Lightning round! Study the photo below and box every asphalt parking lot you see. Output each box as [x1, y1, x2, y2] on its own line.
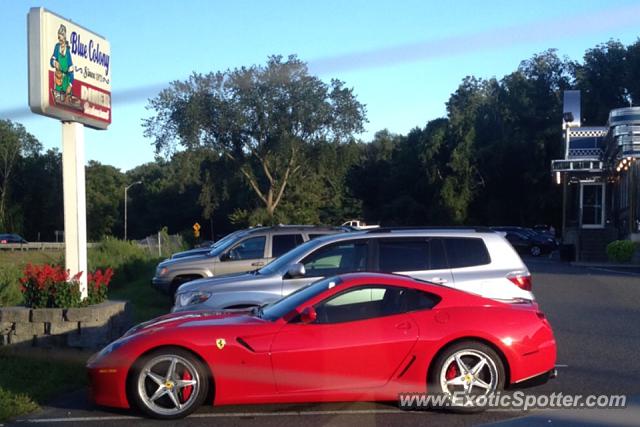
[7, 258, 640, 427]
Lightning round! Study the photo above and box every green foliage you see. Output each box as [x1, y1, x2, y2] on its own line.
[86, 161, 126, 240]
[144, 55, 366, 219]
[0, 266, 22, 307]
[88, 237, 154, 286]
[606, 240, 637, 263]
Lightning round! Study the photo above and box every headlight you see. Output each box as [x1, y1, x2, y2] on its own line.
[96, 338, 129, 358]
[175, 291, 212, 308]
[157, 267, 170, 277]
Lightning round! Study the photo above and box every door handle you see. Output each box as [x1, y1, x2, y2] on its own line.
[395, 321, 411, 330]
[251, 261, 265, 267]
[430, 277, 448, 284]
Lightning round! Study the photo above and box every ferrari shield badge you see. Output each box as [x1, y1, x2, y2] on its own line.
[216, 338, 226, 350]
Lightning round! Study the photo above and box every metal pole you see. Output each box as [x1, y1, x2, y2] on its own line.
[62, 122, 88, 300]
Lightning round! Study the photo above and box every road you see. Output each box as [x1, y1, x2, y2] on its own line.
[8, 258, 640, 427]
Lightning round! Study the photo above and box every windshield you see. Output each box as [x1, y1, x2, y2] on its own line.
[208, 230, 249, 257]
[261, 276, 342, 321]
[257, 236, 329, 275]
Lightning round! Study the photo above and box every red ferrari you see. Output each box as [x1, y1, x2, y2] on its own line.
[88, 273, 556, 419]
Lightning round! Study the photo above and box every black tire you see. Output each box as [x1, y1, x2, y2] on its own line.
[128, 347, 210, 419]
[428, 341, 505, 412]
[530, 246, 542, 257]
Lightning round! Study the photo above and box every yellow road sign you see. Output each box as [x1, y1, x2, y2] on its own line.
[193, 222, 201, 231]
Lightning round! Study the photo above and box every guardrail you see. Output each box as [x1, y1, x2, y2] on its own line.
[0, 242, 100, 251]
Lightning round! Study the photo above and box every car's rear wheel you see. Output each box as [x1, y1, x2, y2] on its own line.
[129, 348, 209, 419]
[429, 341, 505, 412]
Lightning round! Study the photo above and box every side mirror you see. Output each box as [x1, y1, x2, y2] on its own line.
[220, 252, 230, 261]
[300, 306, 317, 324]
[287, 263, 306, 278]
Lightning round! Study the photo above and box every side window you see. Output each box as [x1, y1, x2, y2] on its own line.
[443, 238, 491, 268]
[301, 241, 368, 277]
[378, 239, 428, 272]
[228, 236, 266, 260]
[315, 286, 440, 323]
[429, 238, 448, 270]
[272, 234, 304, 257]
[378, 239, 448, 271]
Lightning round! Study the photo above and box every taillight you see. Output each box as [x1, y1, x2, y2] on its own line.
[507, 272, 532, 291]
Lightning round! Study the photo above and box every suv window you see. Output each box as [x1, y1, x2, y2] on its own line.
[377, 238, 448, 271]
[315, 285, 439, 323]
[228, 236, 266, 260]
[443, 238, 491, 268]
[272, 234, 305, 257]
[301, 241, 368, 277]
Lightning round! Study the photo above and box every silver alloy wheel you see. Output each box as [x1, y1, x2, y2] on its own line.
[530, 246, 542, 256]
[137, 354, 200, 417]
[439, 349, 499, 405]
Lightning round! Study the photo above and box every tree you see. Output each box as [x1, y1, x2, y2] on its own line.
[144, 55, 366, 220]
[85, 161, 126, 240]
[0, 120, 41, 231]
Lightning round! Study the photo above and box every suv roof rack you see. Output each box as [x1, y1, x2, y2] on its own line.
[364, 226, 496, 233]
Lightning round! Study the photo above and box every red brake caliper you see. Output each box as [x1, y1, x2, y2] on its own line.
[180, 370, 193, 402]
[445, 362, 459, 380]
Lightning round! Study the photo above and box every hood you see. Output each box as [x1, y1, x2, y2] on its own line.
[124, 309, 263, 337]
[171, 247, 212, 259]
[177, 270, 276, 293]
[158, 253, 215, 268]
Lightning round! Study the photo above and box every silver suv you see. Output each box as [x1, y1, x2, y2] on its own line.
[173, 227, 533, 312]
[152, 225, 345, 297]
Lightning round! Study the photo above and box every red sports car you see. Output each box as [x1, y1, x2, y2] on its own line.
[87, 272, 556, 419]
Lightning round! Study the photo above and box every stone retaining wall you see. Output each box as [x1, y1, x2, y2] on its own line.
[0, 300, 132, 349]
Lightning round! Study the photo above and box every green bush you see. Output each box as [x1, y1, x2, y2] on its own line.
[88, 237, 156, 287]
[0, 266, 22, 307]
[606, 240, 637, 263]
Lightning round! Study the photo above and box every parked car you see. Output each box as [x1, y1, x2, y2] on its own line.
[173, 227, 533, 312]
[152, 225, 347, 298]
[170, 230, 245, 260]
[0, 234, 27, 244]
[88, 272, 557, 419]
[492, 227, 558, 257]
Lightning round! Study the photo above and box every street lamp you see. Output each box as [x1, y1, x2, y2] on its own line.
[124, 181, 142, 241]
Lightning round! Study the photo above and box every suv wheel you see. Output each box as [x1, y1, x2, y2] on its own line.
[529, 245, 542, 257]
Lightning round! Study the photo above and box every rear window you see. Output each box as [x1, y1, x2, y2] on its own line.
[272, 234, 305, 257]
[443, 238, 491, 268]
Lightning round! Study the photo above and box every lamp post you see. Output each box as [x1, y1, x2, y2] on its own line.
[124, 181, 142, 241]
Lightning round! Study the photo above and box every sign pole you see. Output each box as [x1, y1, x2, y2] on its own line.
[62, 121, 88, 299]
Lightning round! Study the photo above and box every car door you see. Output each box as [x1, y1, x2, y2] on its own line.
[270, 285, 419, 393]
[281, 240, 371, 297]
[215, 236, 268, 275]
[442, 237, 494, 295]
[375, 238, 454, 286]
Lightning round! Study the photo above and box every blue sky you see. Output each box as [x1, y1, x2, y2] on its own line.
[3, 0, 640, 171]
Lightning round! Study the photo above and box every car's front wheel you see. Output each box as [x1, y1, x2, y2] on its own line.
[530, 245, 542, 257]
[429, 341, 505, 411]
[129, 348, 209, 419]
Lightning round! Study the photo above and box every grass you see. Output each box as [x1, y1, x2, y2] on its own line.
[0, 250, 61, 269]
[0, 348, 89, 422]
[108, 261, 171, 323]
